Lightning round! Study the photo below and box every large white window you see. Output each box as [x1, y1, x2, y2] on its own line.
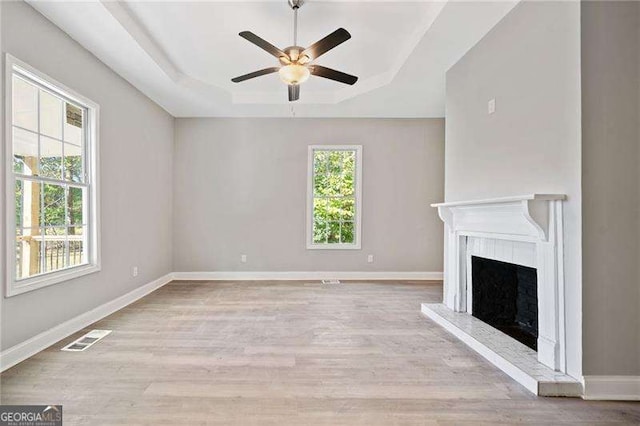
[307, 145, 362, 249]
[5, 55, 100, 296]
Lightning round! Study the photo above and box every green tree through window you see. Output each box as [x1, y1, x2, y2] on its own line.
[312, 149, 357, 245]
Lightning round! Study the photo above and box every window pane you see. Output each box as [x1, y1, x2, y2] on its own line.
[313, 198, 328, 222]
[15, 180, 23, 227]
[16, 227, 43, 279]
[44, 227, 66, 272]
[43, 183, 66, 226]
[17, 179, 41, 228]
[313, 198, 329, 244]
[40, 136, 63, 180]
[68, 186, 85, 225]
[338, 198, 355, 221]
[340, 175, 354, 196]
[328, 199, 342, 221]
[318, 199, 355, 226]
[313, 220, 327, 244]
[68, 226, 86, 267]
[328, 151, 342, 175]
[343, 151, 355, 175]
[328, 222, 340, 243]
[13, 127, 38, 175]
[313, 172, 328, 196]
[40, 90, 63, 139]
[12, 76, 38, 131]
[341, 221, 354, 244]
[327, 174, 341, 196]
[64, 103, 83, 145]
[313, 150, 327, 175]
[327, 152, 343, 195]
[64, 143, 84, 183]
[15, 228, 23, 279]
[341, 151, 355, 196]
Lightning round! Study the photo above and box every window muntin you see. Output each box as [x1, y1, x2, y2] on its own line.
[7, 56, 99, 296]
[307, 146, 362, 249]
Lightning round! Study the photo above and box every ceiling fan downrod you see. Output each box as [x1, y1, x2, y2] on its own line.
[289, 0, 304, 46]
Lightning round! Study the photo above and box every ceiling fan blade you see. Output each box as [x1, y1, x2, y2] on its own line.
[231, 67, 280, 83]
[310, 65, 358, 85]
[301, 28, 351, 60]
[239, 31, 287, 59]
[288, 84, 300, 102]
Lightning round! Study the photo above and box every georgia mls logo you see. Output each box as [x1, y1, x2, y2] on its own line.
[0, 405, 62, 426]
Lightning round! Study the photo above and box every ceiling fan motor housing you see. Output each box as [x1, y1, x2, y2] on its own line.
[288, 0, 304, 10]
[280, 46, 309, 65]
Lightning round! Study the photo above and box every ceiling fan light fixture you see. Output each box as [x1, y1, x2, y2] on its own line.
[279, 64, 310, 85]
[231, 1, 357, 101]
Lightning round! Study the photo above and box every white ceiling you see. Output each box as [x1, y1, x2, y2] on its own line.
[27, 1, 519, 118]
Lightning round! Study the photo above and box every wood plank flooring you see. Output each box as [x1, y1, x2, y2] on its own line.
[1, 280, 639, 425]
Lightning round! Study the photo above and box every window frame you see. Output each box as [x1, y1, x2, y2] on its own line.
[306, 144, 363, 250]
[5, 54, 101, 297]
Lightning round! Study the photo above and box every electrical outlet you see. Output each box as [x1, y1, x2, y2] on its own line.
[367, 254, 374, 263]
[241, 254, 247, 263]
[132, 266, 138, 277]
[488, 98, 496, 114]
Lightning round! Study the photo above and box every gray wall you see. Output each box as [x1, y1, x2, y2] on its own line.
[581, 1, 640, 376]
[0, 1, 174, 351]
[173, 118, 444, 273]
[444, 1, 582, 378]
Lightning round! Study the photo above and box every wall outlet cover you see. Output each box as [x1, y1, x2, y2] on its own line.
[488, 98, 496, 114]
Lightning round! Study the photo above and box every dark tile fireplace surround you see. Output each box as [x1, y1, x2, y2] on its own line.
[471, 256, 538, 350]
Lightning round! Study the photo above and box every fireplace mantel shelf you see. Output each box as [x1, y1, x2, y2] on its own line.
[430, 193, 566, 242]
[431, 194, 566, 208]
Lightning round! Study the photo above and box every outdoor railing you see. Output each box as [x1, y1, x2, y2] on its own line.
[15, 235, 85, 278]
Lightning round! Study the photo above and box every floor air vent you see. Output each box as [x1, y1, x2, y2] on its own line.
[322, 279, 341, 284]
[62, 330, 112, 352]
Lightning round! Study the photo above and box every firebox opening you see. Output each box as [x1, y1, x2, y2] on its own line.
[471, 256, 538, 350]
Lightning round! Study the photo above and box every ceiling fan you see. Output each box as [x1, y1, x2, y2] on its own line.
[231, 0, 358, 102]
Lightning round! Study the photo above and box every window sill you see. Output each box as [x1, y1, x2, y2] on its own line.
[307, 243, 362, 250]
[6, 264, 101, 297]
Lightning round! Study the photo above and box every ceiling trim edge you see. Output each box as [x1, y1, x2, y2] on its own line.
[99, 0, 448, 106]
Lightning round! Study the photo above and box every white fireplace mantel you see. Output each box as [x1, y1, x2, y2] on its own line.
[432, 194, 566, 242]
[431, 194, 567, 374]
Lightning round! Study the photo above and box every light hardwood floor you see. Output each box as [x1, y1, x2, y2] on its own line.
[1, 280, 639, 425]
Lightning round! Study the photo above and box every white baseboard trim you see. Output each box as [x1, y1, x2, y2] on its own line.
[172, 271, 443, 281]
[0, 272, 174, 373]
[582, 376, 640, 401]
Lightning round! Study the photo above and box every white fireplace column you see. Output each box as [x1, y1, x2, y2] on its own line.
[433, 194, 567, 372]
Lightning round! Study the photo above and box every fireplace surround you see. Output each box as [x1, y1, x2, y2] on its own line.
[429, 194, 568, 373]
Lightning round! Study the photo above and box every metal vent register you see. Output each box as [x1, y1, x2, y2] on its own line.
[61, 330, 112, 352]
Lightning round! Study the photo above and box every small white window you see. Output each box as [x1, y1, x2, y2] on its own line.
[307, 145, 362, 249]
[5, 55, 100, 296]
